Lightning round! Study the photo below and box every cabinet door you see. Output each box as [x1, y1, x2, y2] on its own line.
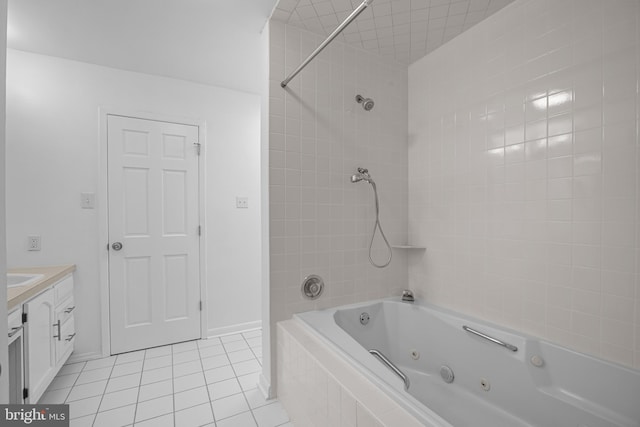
[24, 288, 56, 403]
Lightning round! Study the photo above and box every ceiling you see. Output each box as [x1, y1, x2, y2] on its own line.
[7, 0, 279, 92]
[271, 0, 515, 64]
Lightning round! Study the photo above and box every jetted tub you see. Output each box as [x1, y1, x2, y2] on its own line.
[295, 299, 640, 427]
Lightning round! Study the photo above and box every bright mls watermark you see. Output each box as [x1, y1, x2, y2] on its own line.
[1, 405, 69, 426]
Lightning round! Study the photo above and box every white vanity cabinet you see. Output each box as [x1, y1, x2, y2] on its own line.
[23, 288, 55, 403]
[23, 274, 75, 403]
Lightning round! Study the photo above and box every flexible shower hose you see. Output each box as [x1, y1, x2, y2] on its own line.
[367, 181, 392, 268]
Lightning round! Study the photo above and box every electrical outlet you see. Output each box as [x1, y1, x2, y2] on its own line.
[27, 235, 41, 251]
[236, 197, 248, 209]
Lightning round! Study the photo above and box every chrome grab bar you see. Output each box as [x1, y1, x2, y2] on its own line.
[463, 325, 517, 352]
[369, 349, 410, 390]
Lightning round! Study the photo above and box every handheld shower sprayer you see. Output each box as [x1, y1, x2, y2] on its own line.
[351, 167, 372, 183]
[350, 167, 392, 268]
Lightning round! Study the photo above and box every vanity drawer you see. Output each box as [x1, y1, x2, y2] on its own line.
[54, 275, 74, 303]
[56, 296, 75, 325]
[55, 317, 75, 364]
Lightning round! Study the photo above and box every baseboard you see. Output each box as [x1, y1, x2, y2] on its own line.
[207, 320, 262, 338]
[258, 373, 273, 399]
[66, 351, 104, 364]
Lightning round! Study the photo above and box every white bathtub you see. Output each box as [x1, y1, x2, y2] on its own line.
[295, 299, 640, 427]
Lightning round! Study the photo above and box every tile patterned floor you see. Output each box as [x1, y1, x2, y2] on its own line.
[40, 330, 293, 427]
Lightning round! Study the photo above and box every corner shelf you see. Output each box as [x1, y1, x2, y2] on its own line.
[391, 245, 426, 250]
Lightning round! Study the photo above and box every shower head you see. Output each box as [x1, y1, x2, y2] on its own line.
[350, 167, 374, 184]
[355, 95, 374, 111]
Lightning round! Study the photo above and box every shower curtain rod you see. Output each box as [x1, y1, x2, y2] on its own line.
[280, 0, 374, 88]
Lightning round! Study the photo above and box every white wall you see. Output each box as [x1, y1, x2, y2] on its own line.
[268, 20, 409, 392]
[409, 0, 640, 369]
[6, 49, 262, 358]
[0, 0, 8, 402]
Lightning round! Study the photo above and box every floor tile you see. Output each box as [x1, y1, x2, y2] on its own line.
[59, 362, 86, 376]
[252, 347, 263, 359]
[212, 393, 250, 421]
[205, 365, 236, 384]
[172, 340, 198, 354]
[245, 337, 262, 348]
[173, 349, 200, 365]
[40, 387, 71, 404]
[105, 373, 141, 393]
[48, 331, 290, 427]
[99, 387, 139, 412]
[232, 359, 261, 376]
[111, 360, 144, 378]
[252, 402, 290, 427]
[143, 355, 172, 371]
[115, 350, 145, 365]
[75, 366, 112, 385]
[134, 413, 174, 427]
[199, 344, 226, 358]
[173, 360, 202, 377]
[83, 356, 117, 371]
[198, 337, 221, 348]
[69, 395, 101, 419]
[141, 366, 172, 385]
[201, 354, 230, 370]
[145, 346, 172, 359]
[135, 394, 173, 423]
[223, 340, 249, 352]
[93, 404, 136, 427]
[173, 372, 206, 393]
[242, 330, 261, 339]
[208, 378, 241, 400]
[244, 389, 272, 410]
[66, 380, 108, 402]
[220, 334, 244, 343]
[237, 372, 260, 391]
[138, 379, 173, 402]
[69, 414, 95, 427]
[48, 372, 79, 390]
[174, 403, 214, 427]
[174, 386, 210, 411]
[216, 410, 258, 427]
[228, 349, 255, 364]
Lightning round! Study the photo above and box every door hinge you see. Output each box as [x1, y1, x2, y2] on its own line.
[199, 301, 203, 311]
[198, 225, 201, 236]
[22, 313, 27, 324]
[194, 142, 201, 156]
[23, 388, 28, 399]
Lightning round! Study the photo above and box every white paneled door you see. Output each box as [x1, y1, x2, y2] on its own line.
[107, 115, 201, 354]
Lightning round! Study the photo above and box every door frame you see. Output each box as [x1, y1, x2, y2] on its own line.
[98, 108, 207, 357]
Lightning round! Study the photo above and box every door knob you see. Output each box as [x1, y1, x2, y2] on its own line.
[111, 242, 123, 251]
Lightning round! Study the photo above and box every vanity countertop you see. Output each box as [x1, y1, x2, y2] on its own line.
[8, 264, 76, 311]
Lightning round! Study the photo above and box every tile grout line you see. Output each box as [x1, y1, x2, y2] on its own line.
[239, 331, 263, 427]
[195, 340, 217, 427]
[130, 349, 149, 426]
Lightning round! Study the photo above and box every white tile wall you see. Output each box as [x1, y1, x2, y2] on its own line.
[269, 18, 409, 384]
[408, 0, 640, 369]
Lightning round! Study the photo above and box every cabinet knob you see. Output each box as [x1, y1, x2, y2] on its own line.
[111, 242, 123, 251]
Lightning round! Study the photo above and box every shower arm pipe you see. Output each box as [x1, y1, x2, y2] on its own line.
[280, 0, 374, 88]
